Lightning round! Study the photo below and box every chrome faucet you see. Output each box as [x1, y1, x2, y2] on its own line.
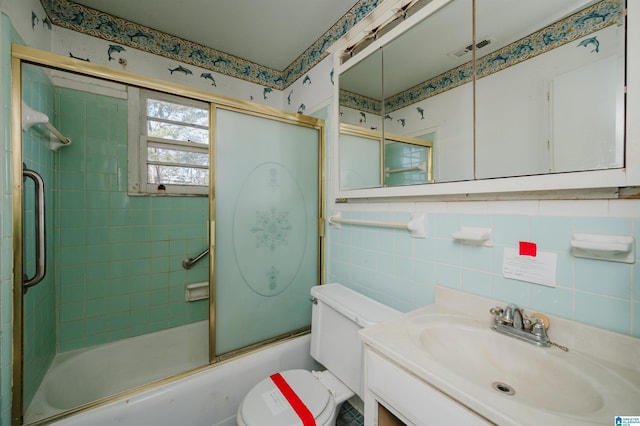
[489, 303, 550, 348]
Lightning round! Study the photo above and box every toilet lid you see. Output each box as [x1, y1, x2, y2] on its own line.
[241, 370, 331, 426]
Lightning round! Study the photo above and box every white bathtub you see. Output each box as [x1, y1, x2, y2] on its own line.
[26, 320, 209, 423]
[27, 321, 315, 426]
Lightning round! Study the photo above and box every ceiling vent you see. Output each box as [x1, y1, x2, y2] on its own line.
[448, 36, 496, 58]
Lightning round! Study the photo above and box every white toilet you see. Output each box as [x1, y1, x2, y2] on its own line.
[236, 283, 400, 426]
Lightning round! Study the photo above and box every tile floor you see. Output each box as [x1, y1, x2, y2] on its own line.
[336, 402, 364, 426]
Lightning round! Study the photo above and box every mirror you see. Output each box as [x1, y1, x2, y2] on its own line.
[382, 0, 473, 184]
[339, 123, 434, 189]
[338, 0, 473, 187]
[384, 133, 434, 186]
[339, 49, 383, 189]
[337, 0, 626, 191]
[339, 124, 382, 190]
[339, 48, 383, 131]
[475, 0, 625, 179]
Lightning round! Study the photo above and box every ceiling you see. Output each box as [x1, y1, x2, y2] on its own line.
[69, 0, 361, 71]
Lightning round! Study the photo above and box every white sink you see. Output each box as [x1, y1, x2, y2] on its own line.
[407, 314, 605, 416]
[359, 288, 640, 426]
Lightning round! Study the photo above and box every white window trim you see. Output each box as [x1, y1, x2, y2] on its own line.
[128, 87, 210, 196]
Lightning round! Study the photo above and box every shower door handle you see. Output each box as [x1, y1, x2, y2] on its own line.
[22, 167, 46, 293]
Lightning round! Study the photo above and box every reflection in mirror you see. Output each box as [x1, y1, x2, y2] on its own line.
[338, 0, 473, 189]
[382, 0, 473, 184]
[21, 64, 209, 423]
[339, 48, 383, 131]
[475, 0, 625, 179]
[384, 133, 434, 186]
[339, 124, 434, 188]
[339, 124, 382, 190]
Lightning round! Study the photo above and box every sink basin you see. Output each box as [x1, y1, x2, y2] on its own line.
[360, 290, 640, 425]
[406, 314, 609, 416]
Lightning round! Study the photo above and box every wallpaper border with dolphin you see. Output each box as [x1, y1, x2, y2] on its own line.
[340, 0, 623, 116]
[39, 0, 380, 90]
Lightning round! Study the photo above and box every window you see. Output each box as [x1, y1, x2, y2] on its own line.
[129, 88, 209, 195]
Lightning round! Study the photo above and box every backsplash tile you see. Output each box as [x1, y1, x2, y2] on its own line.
[575, 291, 630, 334]
[555, 252, 575, 289]
[461, 245, 492, 273]
[327, 202, 639, 337]
[634, 302, 640, 338]
[575, 216, 632, 234]
[461, 269, 492, 297]
[529, 216, 573, 251]
[435, 239, 460, 266]
[490, 215, 532, 242]
[635, 263, 640, 301]
[575, 258, 631, 298]
[492, 276, 528, 307]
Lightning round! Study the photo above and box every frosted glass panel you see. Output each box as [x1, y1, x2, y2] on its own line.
[215, 108, 320, 355]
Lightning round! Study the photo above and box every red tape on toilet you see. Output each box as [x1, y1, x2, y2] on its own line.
[270, 373, 316, 426]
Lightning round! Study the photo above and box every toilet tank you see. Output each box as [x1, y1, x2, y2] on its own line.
[309, 283, 400, 398]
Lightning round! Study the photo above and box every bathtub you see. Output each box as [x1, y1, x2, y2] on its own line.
[27, 322, 315, 426]
[26, 320, 209, 423]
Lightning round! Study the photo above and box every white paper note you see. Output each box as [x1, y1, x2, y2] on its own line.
[502, 247, 557, 287]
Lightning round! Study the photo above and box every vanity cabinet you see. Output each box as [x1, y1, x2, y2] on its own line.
[363, 347, 489, 426]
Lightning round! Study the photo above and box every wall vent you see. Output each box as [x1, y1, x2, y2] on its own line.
[449, 36, 496, 58]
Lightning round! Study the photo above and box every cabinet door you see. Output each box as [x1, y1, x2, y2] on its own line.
[366, 349, 489, 425]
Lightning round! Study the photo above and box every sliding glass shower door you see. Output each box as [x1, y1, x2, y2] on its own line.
[212, 107, 322, 357]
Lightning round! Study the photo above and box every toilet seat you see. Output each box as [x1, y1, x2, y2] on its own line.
[238, 369, 335, 426]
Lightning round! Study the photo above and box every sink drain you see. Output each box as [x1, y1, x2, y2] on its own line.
[492, 382, 515, 395]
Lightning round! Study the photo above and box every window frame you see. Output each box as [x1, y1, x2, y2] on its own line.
[128, 87, 210, 196]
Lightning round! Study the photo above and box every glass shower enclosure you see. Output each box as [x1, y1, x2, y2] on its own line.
[12, 46, 324, 425]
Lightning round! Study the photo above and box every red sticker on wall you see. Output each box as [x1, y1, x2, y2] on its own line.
[519, 241, 537, 257]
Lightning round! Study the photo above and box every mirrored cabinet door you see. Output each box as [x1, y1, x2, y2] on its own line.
[474, 0, 626, 179]
[382, 0, 473, 184]
[335, 0, 632, 198]
[339, 49, 383, 190]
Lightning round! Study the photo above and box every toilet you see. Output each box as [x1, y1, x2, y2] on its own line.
[236, 283, 400, 426]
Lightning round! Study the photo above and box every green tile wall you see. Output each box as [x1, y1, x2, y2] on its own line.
[327, 209, 639, 337]
[54, 87, 208, 351]
[21, 64, 57, 408]
[384, 142, 429, 187]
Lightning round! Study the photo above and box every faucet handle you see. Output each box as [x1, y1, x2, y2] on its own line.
[490, 306, 509, 325]
[501, 303, 518, 324]
[531, 318, 548, 339]
[489, 306, 503, 317]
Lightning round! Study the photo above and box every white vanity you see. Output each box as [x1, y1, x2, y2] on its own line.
[359, 287, 640, 425]
[333, 1, 640, 421]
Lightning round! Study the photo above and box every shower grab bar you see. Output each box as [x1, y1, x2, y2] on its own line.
[22, 166, 47, 292]
[182, 248, 209, 269]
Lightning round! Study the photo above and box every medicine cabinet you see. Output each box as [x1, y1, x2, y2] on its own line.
[333, 0, 639, 199]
